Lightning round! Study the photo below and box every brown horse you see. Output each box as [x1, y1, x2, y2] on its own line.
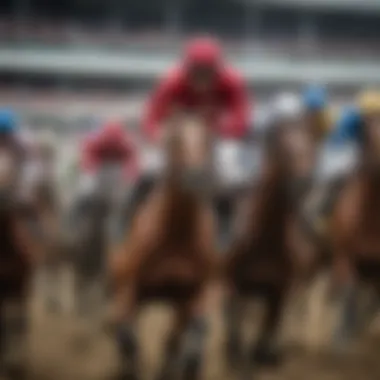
[109, 115, 218, 380]
[0, 150, 42, 377]
[223, 117, 317, 379]
[33, 144, 63, 313]
[330, 114, 380, 347]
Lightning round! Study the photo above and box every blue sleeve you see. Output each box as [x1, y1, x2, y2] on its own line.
[327, 107, 362, 147]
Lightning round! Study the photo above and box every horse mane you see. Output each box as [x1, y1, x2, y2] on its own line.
[158, 114, 212, 238]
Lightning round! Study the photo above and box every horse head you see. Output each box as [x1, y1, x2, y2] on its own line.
[164, 114, 214, 196]
[264, 115, 317, 200]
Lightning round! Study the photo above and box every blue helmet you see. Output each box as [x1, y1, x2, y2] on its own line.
[0, 109, 17, 134]
[303, 85, 327, 111]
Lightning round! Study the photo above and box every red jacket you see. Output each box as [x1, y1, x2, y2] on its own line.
[143, 38, 250, 141]
[80, 123, 138, 181]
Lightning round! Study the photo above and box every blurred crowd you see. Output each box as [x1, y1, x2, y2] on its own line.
[1, 18, 380, 60]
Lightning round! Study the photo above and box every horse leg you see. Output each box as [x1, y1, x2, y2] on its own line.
[74, 269, 89, 318]
[224, 292, 244, 369]
[332, 281, 359, 349]
[331, 251, 357, 349]
[3, 294, 28, 378]
[43, 257, 62, 314]
[355, 284, 379, 334]
[250, 288, 286, 367]
[114, 285, 140, 380]
[155, 307, 189, 380]
[74, 248, 98, 318]
[179, 297, 209, 380]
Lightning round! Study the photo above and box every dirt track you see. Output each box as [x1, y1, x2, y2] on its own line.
[16, 273, 380, 380]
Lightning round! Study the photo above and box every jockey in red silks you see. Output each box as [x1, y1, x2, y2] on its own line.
[122, 36, 251, 236]
[75, 120, 140, 239]
[143, 36, 250, 142]
[80, 121, 138, 183]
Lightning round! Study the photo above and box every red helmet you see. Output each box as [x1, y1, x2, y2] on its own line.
[101, 121, 125, 141]
[184, 37, 222, 68]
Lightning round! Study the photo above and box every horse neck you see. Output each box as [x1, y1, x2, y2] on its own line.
[250, 162, 291, 243]
[160, 177, 201, 238]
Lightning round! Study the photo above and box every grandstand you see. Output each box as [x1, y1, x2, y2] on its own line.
[1, 0, 379, 125]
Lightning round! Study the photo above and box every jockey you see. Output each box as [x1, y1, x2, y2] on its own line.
[143, 36, 250, 141]
[0, 108, 37, 179]
[80, 120, 138, 182]
[249, 93, 305, 143]
[0, 108, 24, 157]
[328, 89, 380, 146]
[311, 89, 380, 237]
[303, 85, 334, 142]
[74, 120, 138, 234]
[261, 92, 306, 141]
[271, 92, 305, 125]
[0, 109, 46, 239]
[122, 36, 250, 234]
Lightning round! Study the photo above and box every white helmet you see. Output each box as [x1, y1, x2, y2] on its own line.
[270, 92, 305, 124]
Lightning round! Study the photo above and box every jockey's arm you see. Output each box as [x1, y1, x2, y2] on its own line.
[143, 71, 180, 143]
[216, 75, 250, 139]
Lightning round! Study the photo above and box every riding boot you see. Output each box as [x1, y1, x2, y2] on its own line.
[114, 174, 156, 241]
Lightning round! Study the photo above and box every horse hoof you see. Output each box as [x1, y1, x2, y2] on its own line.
[251, 344, 283, 367]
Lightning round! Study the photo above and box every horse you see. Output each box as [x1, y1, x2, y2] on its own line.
[31, 134, 65, 313]
[69, 161, 127, 318]
[108, 115, 218, 380]
[0, 149, 43, 377]
[330, 115, 380, 347]
[223, 115, 318, 379]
